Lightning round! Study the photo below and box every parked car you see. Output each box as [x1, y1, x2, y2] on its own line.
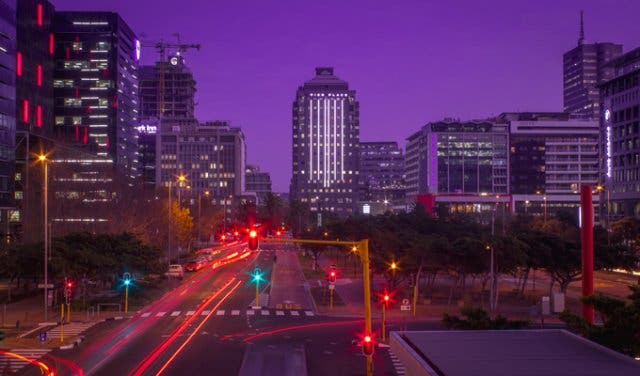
[165, 264, 184, 278]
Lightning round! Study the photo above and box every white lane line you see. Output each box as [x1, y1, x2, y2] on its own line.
[276, 310, 285, 316]
[186, 311, 195, 316]
[170, 311, 181, 316]
[246, 310, 255, 315]
[261, 310, 269, 315]
[231, 310, 240, 316]
[201, 310, 210, 316]
[290, 311, 300, 316]
[216, 310, 225, 316]
[304, 311, 315, 316]
[156, 312, 166, 317]
[141, 312, 151, 318]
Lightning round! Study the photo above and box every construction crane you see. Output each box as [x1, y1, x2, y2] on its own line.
[141, 39, 201, 119]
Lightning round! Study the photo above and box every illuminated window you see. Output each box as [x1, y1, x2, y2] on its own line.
[64, 98, 81, 107]
[36, 4, 43, 26]
[55, 116, 64, 125]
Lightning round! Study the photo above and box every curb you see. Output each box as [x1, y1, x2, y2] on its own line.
[59, 335, 85, 350]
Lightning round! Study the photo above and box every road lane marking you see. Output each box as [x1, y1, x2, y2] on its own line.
[261, 310, 269, 315]
[276, 310, 285, 316]
[156, 312, 166, 317]
[246, 310, 255, 315]
[201, 310, 210, 316]
[291, 311, 299, 316]
[141, 312, 151, 318]
[304, 311, 314, 316]
[186, 311, 195, 316]
[216, 310, 225, 316]
[231, 310, 240, 316]
[170, 311, 181, 317]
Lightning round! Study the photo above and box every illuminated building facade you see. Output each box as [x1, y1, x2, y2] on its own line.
[290, 67, 359, 216]
[53, 11, 140, 181]
[140, 54, 196, 119]
[358, 142, 405, 214]
[13, 0, 55, 239]
[158, 120, 246, 209]
[0, 0, 15, 238]
[406, 119, 509, 215]
[499, 112, 599, 220]
[563, 12, 622, 119]
[600, 47, 640, 219]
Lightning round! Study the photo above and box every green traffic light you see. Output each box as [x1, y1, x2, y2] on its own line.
[124, 279, 130, 286]
[251, 272, 263, 283]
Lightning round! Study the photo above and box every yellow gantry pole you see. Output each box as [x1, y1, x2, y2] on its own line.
[125, 284, 129, 313]
[60, 304, 65, 343]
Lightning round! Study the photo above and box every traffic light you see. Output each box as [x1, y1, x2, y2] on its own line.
[362, 334, 375, 356]
[251, 268, 263, 283]
[329, 267, 336, 283]
[384, 294, 390, 305]
[276, 230, 281, 236]
[123, 278, 131, 286]
[248, 230, 258, 250]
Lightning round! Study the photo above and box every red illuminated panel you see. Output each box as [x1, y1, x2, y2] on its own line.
[22, 100, 29, 123]
[36, 65, 42, 86]
[16, 52, 22, 76]
[36, 106, 42, 127]
[37, 4, 43, 26]
[49, 33, 54, 54]
[83, 127, 88, 144]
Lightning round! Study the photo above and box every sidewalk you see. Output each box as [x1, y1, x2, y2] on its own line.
[268, 249, 315, 310]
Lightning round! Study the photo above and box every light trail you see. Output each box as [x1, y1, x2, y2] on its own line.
[155, 279, 243, 375]
[241, 319, 364, 343]
[0, 349, 56, 375]
[128, 278, 237, 376]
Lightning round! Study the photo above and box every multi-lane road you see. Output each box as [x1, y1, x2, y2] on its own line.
[19, 243, 404, 376]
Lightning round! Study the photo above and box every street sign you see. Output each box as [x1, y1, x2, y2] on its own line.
[402, 298, 410, 305]
[39, 331, 47, 342]
[328, 284, 335, 290]
[37, 283, 54, 288]
[400, 305, 411, 311]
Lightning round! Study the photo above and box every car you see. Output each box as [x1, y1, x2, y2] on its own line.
[165, 264, 184, 278]
[185, 261, 200, 272]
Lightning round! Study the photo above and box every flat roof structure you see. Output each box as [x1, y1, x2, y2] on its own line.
[389, 330, 640, 376]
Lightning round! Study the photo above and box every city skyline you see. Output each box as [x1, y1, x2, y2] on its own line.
[52, 0, 640, 191]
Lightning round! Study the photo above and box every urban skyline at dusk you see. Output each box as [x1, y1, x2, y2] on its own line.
[46, 0, 640, 191]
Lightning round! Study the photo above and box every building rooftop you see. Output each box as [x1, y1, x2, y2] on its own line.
[390, 330, 640, 376]
[302, 67, 350, 89]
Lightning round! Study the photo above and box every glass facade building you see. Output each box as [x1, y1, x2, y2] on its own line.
[0, 0, 15, 220]
[53, 12, 140, 181]
[290, 67, 360, 216]
[358, 141, 405, 213]
[600, 47, 640, 219]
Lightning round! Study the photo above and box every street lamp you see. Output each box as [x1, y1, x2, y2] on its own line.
[37, 154, 49, 322]
[486, 244, 495, 313]
[177, 174, 187, 207]
[168, 173, 187, 266]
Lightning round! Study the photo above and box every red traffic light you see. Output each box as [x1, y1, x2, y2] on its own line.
[221, 234, 226, 241]
[66, 282, 73, 288]
[384, 294, 390, 302]
[234, 231, 239, 236]
[329, 270, 336, 283]
[362, 334, 375, 356]
[248, 230, 258, 250]
[276, 230, 281, 236]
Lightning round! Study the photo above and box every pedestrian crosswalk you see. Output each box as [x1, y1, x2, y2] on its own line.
[47, 322, 96, 340]
[137, 308, 316, 318]
[0, 348, 51, 374]
[389, 350, 406, 376]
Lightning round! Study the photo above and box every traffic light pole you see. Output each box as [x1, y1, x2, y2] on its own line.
[261, 237, 373, 376]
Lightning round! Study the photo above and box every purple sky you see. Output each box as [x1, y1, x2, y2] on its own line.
[54, 0, 640, 192]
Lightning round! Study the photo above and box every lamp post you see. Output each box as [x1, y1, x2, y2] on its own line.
[177, 174, 186, 208]
[37, 154, 48, 322]
[486, 244, 495, 312]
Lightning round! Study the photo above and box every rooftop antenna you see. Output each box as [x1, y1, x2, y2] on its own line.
[578, 10, 584, 46]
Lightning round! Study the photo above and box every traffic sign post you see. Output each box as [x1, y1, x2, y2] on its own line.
[123, 272, 131, 313]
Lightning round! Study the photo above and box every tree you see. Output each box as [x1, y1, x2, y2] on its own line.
[560, 286, 640, 357]
[259, 193, 284, 230]
[171, 202, 194, 252]
[443, 306, 528, 330]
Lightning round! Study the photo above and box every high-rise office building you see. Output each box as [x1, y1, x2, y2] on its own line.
[157, 120, 246, 209]
[406, 119, 509, 215]
[290, 67, 359, 216]
[499, 112, 600, 220]
[245, 164, 272, 206]
[139, 54, 198, 188]
[14, 0, 55, 238]
[563, 11, 622, 119]
[0, 0, 16, 237]
[53, 11, 140, 181]
[358, 141, 405, 213]
[600, 47, 640, 220]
